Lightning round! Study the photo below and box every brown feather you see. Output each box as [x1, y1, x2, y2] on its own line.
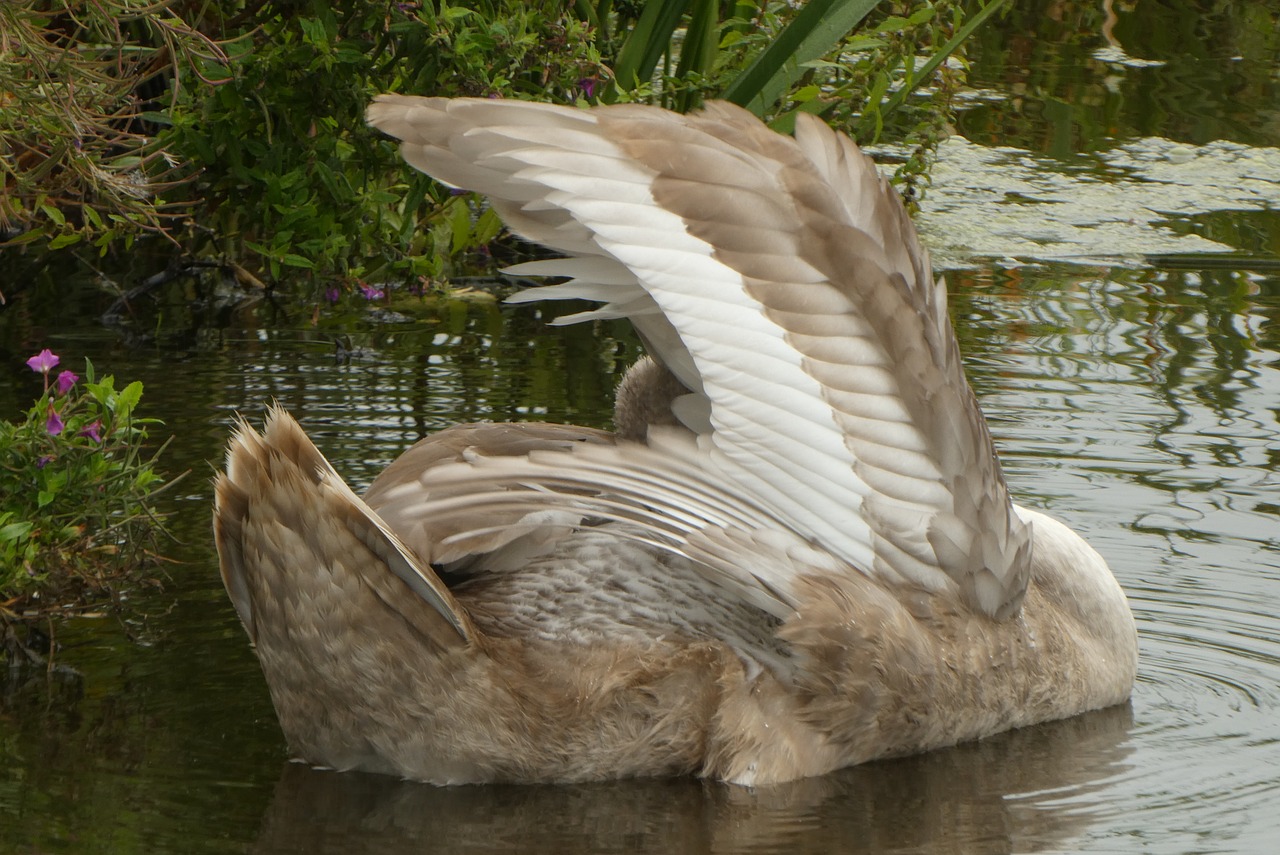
[210, 97, 1138, 786]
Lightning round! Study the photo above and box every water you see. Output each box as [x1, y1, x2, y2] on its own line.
[3, 1, 1279, 852]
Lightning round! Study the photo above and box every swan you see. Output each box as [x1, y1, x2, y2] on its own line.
[213, 96, 1138, 786]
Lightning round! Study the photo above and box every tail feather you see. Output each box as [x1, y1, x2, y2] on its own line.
[212, 405, 472, 650]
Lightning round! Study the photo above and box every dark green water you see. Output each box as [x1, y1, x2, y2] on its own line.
[3, 1, 1279, 852]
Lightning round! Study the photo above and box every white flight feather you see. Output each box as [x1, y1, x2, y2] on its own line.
[365, 96, 1031, 612]
[469, 142, 884, 570]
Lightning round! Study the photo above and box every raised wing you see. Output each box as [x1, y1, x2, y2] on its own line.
[366, 96, 1031, 619]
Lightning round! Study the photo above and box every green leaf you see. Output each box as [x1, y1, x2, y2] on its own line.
[861, 69, 891, 140]
[448, 198, 472, 255]
[0, 226, 49, 247]
[116, 381, 144, 415]
[139, 110, 173, 127]
[39, 203, 66, 227]
[0, 521, 33, 543]
[572, 0, 599, 30]
[299, 17, 327, 45]
[48, 231, 83, 249]
[722, 0, 883, 115]
[874, 15, 910, 33]
[869, 0, 1010, 131]
[907, 7, 936, 26]
[441, 5, 474, 23]
[674, 0, 720, 108]
[792, 84, 822, 103]
[471, 207, 503, 246]
[610, 0, 690, 94]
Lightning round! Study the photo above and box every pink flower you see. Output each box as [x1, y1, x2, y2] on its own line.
[45, 405, 65, 436]
[55, 369, 78, 395]
[26, 349, 60, 374]
[79, 420, 103, 443]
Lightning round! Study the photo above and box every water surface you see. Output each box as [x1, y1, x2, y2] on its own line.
[3, 1, 1279, 852]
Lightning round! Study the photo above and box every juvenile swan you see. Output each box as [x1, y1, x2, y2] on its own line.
[214, 97, 1138, 786]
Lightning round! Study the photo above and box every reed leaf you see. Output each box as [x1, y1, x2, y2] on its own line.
[610, 0, 690, 94]
[863, 0, 1009, 134]
[672, 0, 721, 111]
[722, 0, 881, 115]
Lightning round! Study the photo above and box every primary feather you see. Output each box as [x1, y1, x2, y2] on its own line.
[367, 94, 1029, 618]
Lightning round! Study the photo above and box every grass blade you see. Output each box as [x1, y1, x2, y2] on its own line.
[871, 0, 1010, 126]
[611, 0, 691, 94]
[722, 0, 883, 115]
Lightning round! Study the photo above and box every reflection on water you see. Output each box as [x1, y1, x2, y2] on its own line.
[960, 0, 1280, 151]
[959, 266, 1280, 853]
[247, 705, 1133, 855]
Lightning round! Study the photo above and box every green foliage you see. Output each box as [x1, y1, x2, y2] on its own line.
[0, 0, 230, 254]
[582, 0, 1005, 130]
[162, 0, 606, 288]
[0, 1, 606, 286]
[1, 350, 175, 605]
[582, 0, 1009, 197]
[850, 0, 1009, 140]
[721, 0, 885, 115]
[0, 0, 1006, 288]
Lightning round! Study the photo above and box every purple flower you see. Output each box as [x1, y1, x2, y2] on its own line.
[26, 349, 60, 374]
[577, 77, 598, 100]
[324, 286, 341, 304]
[45, 406, 64, 436]
[55, 369, 78, 395]
[36, 455, 53, 469]
[79, 420, 103, 443]
[358, 283, 385, 301]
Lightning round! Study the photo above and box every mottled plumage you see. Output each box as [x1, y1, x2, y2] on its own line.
[213, 97, 1137, 786]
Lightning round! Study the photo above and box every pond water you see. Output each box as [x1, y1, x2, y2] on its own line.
[3, 1, 1279, 852]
